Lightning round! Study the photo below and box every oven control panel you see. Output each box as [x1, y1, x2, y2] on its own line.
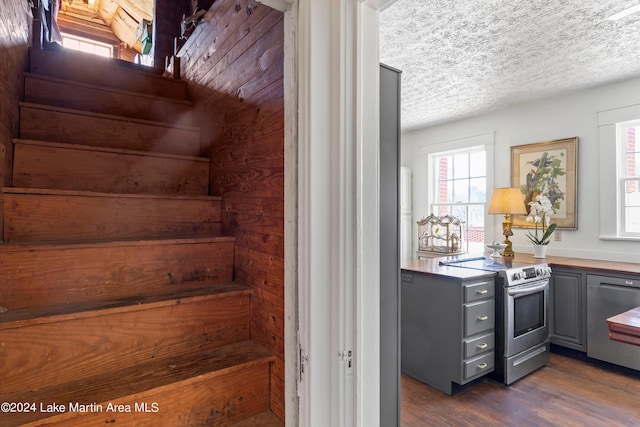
[509, 265, 551, 285]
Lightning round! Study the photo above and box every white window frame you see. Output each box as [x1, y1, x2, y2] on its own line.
[428, 145, 487, 253]
[61, 32, 113, 58]
[419, 132, 496, 253]
[597, 103, 640, 241]
[617, 119, 640, 237]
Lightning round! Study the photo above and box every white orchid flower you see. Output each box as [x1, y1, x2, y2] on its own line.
[525, 194, 557, 245]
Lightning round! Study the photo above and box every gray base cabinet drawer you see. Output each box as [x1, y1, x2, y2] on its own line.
[464, 332, 495, 359]
[464, 300, 495, 336]
[464, 280, 494, 303]
[463, 353, 494, 381]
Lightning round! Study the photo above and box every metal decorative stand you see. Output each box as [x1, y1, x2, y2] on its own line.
[416, 214, 464, 257]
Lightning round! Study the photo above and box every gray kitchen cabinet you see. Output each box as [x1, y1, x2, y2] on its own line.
[549, 267, 587, 351]
[401, 270, 495, 395]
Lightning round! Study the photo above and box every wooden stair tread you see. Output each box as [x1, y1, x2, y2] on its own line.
[19, 102, 200, 132]
[29, 47, 187, 100]
[0, 340, 275, 427]
[0, 282, 251, 328]
[3, 186, 220, 201]
[227, 411, 285, 427]
[13, 139, 208, 163]
[23, 72, 198, 126]
[24, 72, 193, 107]
[34, 46, 167, 76]
[0, 235, 235, 252]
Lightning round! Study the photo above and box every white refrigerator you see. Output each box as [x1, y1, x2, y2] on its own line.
[400, 167, 412, 263]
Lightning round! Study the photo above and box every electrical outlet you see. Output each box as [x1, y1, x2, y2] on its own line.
[554, 230, 562, 241]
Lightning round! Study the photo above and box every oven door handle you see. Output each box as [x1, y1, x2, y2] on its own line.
[507, 281, 549, 296]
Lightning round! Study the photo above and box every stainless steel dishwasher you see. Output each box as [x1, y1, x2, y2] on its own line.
[587, 274, 640, 370]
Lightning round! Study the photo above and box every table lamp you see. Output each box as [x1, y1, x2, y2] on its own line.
[488, 187, 527, 257]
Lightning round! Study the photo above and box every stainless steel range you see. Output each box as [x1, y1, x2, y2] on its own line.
[444, 257, 552, 385]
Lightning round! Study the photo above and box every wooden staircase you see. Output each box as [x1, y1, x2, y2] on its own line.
[0, 47, 281, 426]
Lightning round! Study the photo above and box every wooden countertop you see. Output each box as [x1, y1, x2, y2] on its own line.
[547, 257, 640, 275]
[402, 253, 640, 277]
[607, 307, 640, 347]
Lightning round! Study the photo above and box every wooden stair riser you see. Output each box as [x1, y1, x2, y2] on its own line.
[0, 239, 235, 311]
[8, 357, 271, 427]
[29, 48, 188, 100]
[13, 140, 209, 195]
[0, 294, 251, 395]
[19, 104, 201, 157]
[3, 190, 222, 243]
[24, 74, 197, 126]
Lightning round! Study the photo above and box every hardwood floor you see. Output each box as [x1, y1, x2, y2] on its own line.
[401, 352, 640, 426]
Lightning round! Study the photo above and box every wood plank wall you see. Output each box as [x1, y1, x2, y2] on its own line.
[153, 0, 190, 72]
[179, 0, 285, 420]
[0, 0, 31, 238]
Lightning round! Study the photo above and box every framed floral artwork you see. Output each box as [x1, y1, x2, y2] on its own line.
[511, 137, 578, 229]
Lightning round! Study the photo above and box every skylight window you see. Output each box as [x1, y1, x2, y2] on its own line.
[61, 33, 113, 58]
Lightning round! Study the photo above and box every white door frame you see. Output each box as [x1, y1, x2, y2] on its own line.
[260, 0, 397, 425]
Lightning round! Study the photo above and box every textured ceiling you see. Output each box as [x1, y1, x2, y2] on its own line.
[379, 0, 640, 130]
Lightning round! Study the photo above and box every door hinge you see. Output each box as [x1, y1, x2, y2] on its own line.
[299, 344, 308, 381]
[339, 349, 353, 368]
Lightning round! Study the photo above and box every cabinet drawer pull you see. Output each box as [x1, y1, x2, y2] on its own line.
[477, 343, 488, 349]
[477, 362, 488, 369]
[477, 315, 489, 321]
[477, 289, 488, 295]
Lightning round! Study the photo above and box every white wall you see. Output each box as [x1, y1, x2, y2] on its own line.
[402, 76, 640, 264]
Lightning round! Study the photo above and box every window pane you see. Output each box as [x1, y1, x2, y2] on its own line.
[626, 154, 640, 178]
[469, 177, 486, 203]
[453, 153, 469, 179]
[436, 205, 450, 216]
[437, 156, 452, 180]
[62, 38, 79, 49]
[436, 180, 452, 203]
[451, 205, 467, 222]
[453, 179, 469, 202]
[625, 207, 640, 233]
[470, 151, 486, 177]
[95, 45, 111, 58]
[625, 180, 640, 206]
[468, 204, 485, 228]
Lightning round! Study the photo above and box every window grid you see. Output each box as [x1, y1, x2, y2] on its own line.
[431, 148, 487, 253]
[620, 123, 640, 235]
[61, 33, 113, 58]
